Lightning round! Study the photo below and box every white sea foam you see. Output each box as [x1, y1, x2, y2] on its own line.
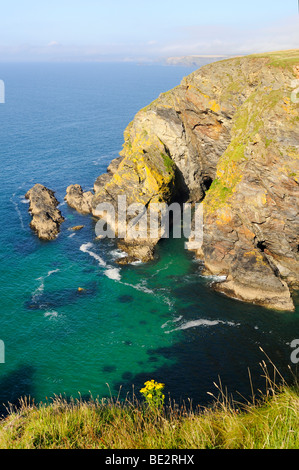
[158, 291, 174, 309]
[32, 281, 45, 301]
[150, 261, 173, 277]
[32, 269, 60, 301]
[20, 198, 30, 204]
[80, 242, 174, 306]
[164, 318, 238, 334]
[178, 319, 221, 329]
[161, 315, 183, 329]
[120, 280, 174, 313]
[135, 280, 155, 294]
[121, 281, 154, 294]
[80, 243, 107, 267]
[105, 267, 121, 281]
[80, 242, 123, 281]
[110, 248, 142, 265]
[44, 310, 59, 319]
[11, 193, 25, 230]
[201, 274, 227, 282]
[110, 249, 128, 259]
[68, 233, 76, 238]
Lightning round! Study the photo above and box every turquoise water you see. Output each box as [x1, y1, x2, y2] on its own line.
[0, 63, 298, 412]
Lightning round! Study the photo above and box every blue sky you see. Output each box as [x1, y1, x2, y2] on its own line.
[0, 0, 298, 61]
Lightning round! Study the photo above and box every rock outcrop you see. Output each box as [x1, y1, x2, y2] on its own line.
[93, 157, 123, 193]
[48, 49, 295, 310]
[90, 50, 299, 310]
[25, 184, 65, 240]
[193, 51, 299, 311]
[65, 184, 94, 214]
[92, 133, 178, 262]
[25, 52, 297, 310]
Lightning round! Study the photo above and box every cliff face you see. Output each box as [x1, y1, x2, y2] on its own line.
[91, 50, 299, 311]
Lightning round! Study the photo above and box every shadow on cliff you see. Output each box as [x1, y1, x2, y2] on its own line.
[0, 365, 36, 417]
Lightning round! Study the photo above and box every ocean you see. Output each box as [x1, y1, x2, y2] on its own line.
[0, 62, 298, 412]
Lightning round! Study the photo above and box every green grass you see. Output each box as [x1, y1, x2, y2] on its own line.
[160, 152, 175, 174]
[249, 49, 299, 70]
[204, 178, 233, 212]
[1, 356, 299, 449]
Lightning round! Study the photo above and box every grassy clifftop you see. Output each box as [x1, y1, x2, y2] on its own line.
[249, 49, 299, 69]
[0, 380, 299, 449]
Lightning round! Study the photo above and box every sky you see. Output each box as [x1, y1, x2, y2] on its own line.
[0, 0, 298, 62]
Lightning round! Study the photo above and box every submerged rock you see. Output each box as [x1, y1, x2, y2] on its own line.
[25, 184, 64, 240]
[68, 225, 84, 231]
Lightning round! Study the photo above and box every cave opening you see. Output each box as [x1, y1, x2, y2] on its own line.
[201, 176, 213, 194]
[256, 240, 267, 252]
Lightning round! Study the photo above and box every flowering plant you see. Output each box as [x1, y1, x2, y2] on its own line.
[140, 379, 165, 411]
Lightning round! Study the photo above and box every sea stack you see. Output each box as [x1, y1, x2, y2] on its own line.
[25, 183, 65, 240]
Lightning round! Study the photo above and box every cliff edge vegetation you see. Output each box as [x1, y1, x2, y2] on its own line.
[1, 378, 299, 449]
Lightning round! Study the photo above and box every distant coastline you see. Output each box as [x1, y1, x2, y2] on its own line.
[164, 54, 239, 67]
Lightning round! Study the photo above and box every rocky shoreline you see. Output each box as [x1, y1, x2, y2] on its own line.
[25, 50, 299, 311]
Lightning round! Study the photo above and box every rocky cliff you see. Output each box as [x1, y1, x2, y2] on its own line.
[81, 50, 299, 311]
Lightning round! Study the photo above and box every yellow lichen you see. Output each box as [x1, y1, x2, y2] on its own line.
[208, 99, 220, 113]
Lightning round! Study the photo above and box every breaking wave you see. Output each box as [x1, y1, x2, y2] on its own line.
[200, 274, 227, 283]
[80, 242, 121, 281]
[79, 243, 174, 309]
[80, 242, 107, 267]
[105, 267, 122, 281]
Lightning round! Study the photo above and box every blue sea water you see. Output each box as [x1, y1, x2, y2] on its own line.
[0, 62, 298, 412]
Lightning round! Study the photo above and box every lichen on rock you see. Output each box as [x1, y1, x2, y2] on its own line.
[86, 50, 299, 310]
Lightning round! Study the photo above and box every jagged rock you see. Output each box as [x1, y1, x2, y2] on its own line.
[92, 142, 177, 261]
[116, 255, 139, 265]
[25, 184, 65, 240]
[93, 173, 112, 193]
[107, 156, 123, 175]
[65, 184, 94, 214]
[116, 240, 156, 264]
[91, 50, 299, 310]
[93, 157, 124, 193]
